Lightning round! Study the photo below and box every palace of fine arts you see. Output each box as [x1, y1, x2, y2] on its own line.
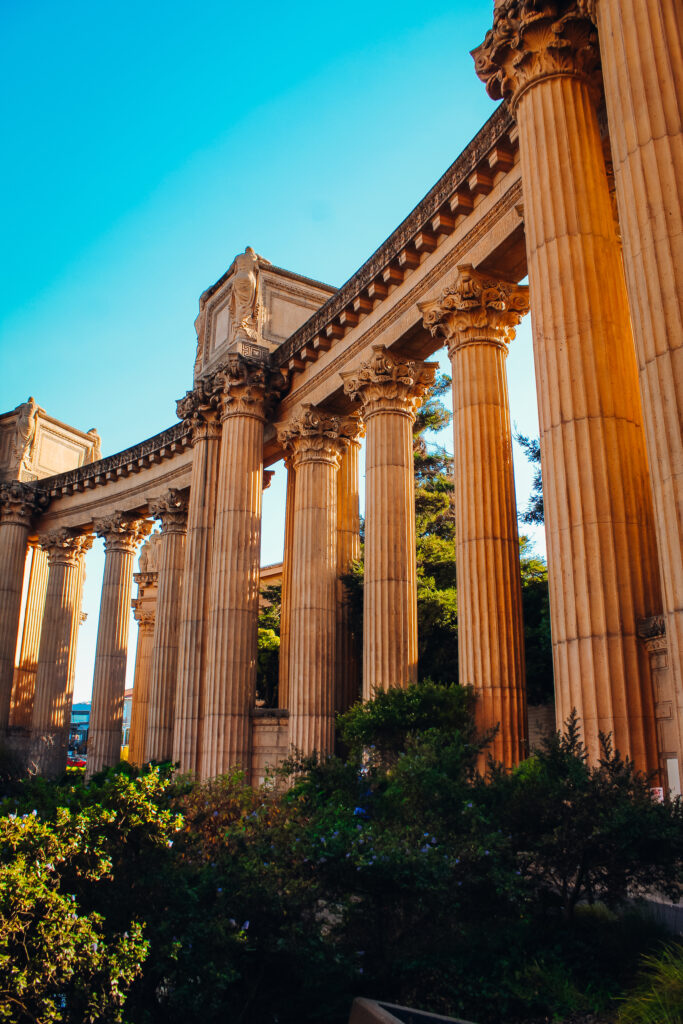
[1, 2, 682, 1022]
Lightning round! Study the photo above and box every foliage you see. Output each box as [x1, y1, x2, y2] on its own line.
[519, 536, 553, 705]
[0, 776, 159, 1022]
[4, 696, 680, 1024]
[514, 430, 544, 525]
[257, 583, 282, 706]
[483, 711, 683, 920]
[618, 944, 683, 1024]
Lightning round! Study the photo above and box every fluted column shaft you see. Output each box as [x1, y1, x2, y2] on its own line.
[421, 267, 530, 765]
[11, 544, 48, 729]
[595, 0, 683, 776]
[473, 7, 662, 770]
[279, 407, 359, 755]
[88, 515, 150, 776]
[173, 393, 222, 772]
[336, 439, 362, 713]
[201, 358, 271, 779]
[128, 607, 155, 767]
[343, 346, 436, 697]
[145, 491, 188, 763]
[31, 530, 92, 777]
[0, 483, 43, 729]
[278, 459, 296, 711]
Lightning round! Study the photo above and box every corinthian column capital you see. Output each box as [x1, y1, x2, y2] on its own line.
[93, 512, 152, 555]
[148, 489, 189, 534]
[176, 379, 222, 443]
[214, 355, 278, 422]
[132, 598, 155, 632]
[471, 0, 601, 111]
[39, 528, 94, 567]
[342, 345, 437, 420]
[278, 405, 362, 469]
[0, 481, 48, 527]
[419, 265, 529, 356]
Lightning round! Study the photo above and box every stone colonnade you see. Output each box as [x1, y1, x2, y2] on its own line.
[1, 0, 681, 788]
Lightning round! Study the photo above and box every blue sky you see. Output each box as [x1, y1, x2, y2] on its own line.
[1, 0, 543, 699]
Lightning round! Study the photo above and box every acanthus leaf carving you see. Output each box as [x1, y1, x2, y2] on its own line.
[0, 481, 49, 527]
[419, 264, 529, 355]
[341, 345, 437, 419]
[93, 512, 152, 554]
[148, 488, 189, 533]
[39, 528, 94, 566]
[471, 0, 601, 111]
[278, 404, 363, 468]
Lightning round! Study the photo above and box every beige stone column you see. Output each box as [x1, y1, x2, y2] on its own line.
[473, 3, 662, 772]
[145, 489, 188, 763]
[31, 529, 92, 776]
[0, 482, 45, 730]
[592, 0, 683, 779]
[127, 533, 160, 766]
[343, 346, 436, 697]
[336, 435, 363, 713]
[88, 514, 151, 776]
[173, 380, 222, 773]
[420, 266, 529, 765]
[10, 543, 48, 729]
[128, 598, 155, 767]
[278, 458, 296, 711]
[200, 356, 275, 779]
[278, 406, 360, 755]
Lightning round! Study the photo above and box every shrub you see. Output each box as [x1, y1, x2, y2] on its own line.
[618, 944, 683, 1024]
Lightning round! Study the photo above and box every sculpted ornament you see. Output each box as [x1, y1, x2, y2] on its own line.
[214, 354, 285, 422]
[0, 481, 48, 526]
[419, 265, 530, 354]
[39, 528, 94, 566]
[93, 512, 152, 554]
[471, 0, 600, 110]
[84, 428, 102, 464]
[341, 345, 437, 419]
[10, 397, 41, 478]
[148, 488, 189, 533]
[137, 532, 161, 574]
[132, 598, 156, 630]
[228, 246, 271, 344]
[278, 405, 362, 467]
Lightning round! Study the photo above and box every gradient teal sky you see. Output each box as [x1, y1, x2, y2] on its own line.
[1, 0, 543, 700]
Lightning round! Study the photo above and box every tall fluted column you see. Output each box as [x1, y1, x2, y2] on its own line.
[278, 458, 296, 711]
[31, 529, 92, 776]
[593, 0, 683, 779]
[200, 356, 278, 779]
[421, 266, 530, 765]
[173, 380, 222, 772]
[145, 489, 188, 763]
[473, 3, 662, 772]
[0, 482, 46, 729]
[343, 346, 436, 696]
[336, 436, 363, 713]
[88, 514, 151, 776]
[128, 599, 155, 766]
[10, 543, 48, 729]
[279, 406, 360, 755]
[128, 533, 160, 766]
